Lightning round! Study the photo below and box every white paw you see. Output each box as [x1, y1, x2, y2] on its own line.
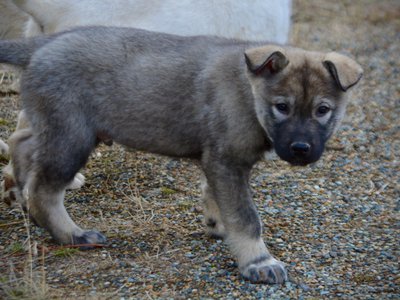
[67, 173, 85, 190]
[241, 256, 287, 284]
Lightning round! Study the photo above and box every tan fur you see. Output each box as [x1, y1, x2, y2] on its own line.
[323, 52, 364, 91]
[244, 47, 363, 154]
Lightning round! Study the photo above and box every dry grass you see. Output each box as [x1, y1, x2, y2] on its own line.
[0, 206, 50, 300]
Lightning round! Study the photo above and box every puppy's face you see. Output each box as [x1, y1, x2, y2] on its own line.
[245, 46, 363, 166]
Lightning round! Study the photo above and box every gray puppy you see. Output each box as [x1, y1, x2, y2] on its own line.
[0, 27, 362, 284]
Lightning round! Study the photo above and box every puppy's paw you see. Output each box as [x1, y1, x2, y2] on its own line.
[1, 171, 20, 207]
[67, 173, 85, 190]
[205, 217, 226, 239]
[241, 256, 287, 284]
[72, 230, 107, 250]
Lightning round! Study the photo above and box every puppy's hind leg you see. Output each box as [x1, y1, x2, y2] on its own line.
[2, 110, 86, 203]
[21, 129, 106, 248]
[25, 175, 105, 247]
[15, 110, 86, 189]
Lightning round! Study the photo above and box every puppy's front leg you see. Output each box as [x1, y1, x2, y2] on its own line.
[202, 159, 287, 284]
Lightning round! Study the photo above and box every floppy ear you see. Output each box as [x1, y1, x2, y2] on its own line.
[244, 46, 289, 76]
[323, 52, 363, 92]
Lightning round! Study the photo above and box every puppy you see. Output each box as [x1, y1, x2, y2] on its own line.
[0, 27, 362, 284]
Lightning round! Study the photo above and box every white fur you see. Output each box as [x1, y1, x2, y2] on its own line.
[227, 234, 287, 281]
[227, 234, 270, 267]
[66, 172, 85, 190]
[14, 0, 291, 43]
[313, 96, 335, 125]
[200, 175, 226, 237]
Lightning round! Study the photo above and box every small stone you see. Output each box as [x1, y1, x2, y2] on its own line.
[320, 291, 329, 295]
[329, 251, 338, 258]
[299, 283, 311, 291]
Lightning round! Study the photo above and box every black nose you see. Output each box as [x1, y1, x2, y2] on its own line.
[290, 142, 311, 155]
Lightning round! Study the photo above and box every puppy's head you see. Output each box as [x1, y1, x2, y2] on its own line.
[245, 46, 363, 166]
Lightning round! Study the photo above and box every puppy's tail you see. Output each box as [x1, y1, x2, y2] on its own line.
[0, 36, 53, 67]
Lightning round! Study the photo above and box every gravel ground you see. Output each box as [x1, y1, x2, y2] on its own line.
[0, 0, 399, 299]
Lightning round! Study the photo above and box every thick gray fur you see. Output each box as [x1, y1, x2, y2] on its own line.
[0, 26, 363, 284]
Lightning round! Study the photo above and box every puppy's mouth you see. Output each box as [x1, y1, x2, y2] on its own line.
[274, 149, 323, 167]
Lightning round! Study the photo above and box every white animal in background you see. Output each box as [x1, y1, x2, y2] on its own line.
[5, 0, 292, 43]
[0, 0, 38, 38]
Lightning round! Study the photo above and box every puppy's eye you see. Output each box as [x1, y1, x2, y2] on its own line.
[316, 105, 330, 117]
[276, 103, 289, 114]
